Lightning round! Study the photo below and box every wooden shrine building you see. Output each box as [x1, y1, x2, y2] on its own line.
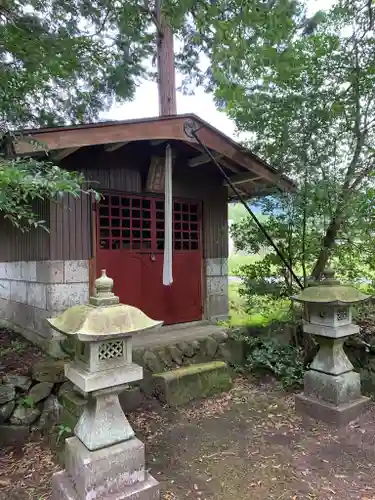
[0, 114, 294, 355]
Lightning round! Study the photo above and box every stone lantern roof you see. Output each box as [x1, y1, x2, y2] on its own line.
[47, 269, 163, 341]
[291, 267, 371, 305]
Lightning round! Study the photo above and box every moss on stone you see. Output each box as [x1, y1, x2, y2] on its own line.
[152, 361, 232, 406]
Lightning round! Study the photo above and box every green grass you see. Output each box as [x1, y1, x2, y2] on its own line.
[224, 282, 290, 328]
[228, 254, 260, 276]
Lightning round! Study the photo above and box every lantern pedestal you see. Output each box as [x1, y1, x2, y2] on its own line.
[292, 268, 371, 425]
[47, 270, 162, 500]
[296, 334, 370, 424]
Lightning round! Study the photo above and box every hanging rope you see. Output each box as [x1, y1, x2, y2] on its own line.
[183, 120, 304, 290]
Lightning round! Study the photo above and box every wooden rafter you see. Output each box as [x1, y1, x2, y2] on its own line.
[104, 141, 129, 152]
[52, 147, 80, 161]
[186, 142, 240, 173]
[223, 172, 263, 186]
[188, 151, 223, 167]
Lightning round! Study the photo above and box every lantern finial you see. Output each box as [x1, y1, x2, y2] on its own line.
[322, 266, 340, 285]
[90, 269, 119, 306]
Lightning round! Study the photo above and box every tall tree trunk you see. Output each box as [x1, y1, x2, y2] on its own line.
[155, 0, 177, 116]
[311, 209, 343, 280]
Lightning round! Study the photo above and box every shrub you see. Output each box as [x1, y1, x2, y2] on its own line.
[245, 335, 305, 389]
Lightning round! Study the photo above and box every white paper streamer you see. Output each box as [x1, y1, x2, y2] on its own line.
[163, 144, 173, 286]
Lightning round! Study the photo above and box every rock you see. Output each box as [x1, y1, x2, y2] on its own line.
[0, 400, 15, 423]
[152, 361, 232, 406]
[177, 341, 196, 358]
[32, 359, 65, 383]
[119, 386, 143, 413]
[2, 375, 32, 392]
[0, 385, 16, 404]
[60, 337, 75, 358]
[132, 348, 145, 367]
[199, 336, 218, 358]
[212, 330, 228, 343]
[369, 337, 375, 353]
[37, 395, 62, 430]
[224, 338, 245, 366]
[58, 382, 86, 417]
[156, 348, 174, 368]
[361, 369, 375, 396]
[10, 405, 41, 426]
[167, 345, 183, 365]
[0, 424, 30, 447]
[190, 340, 201, 354]
[216, 343, 233, 364]
[143, 351, 164, 374]
[29, 382, 54, 404]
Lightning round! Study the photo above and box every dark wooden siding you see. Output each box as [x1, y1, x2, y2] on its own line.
[0, 199, 51, 262]
[0, 142, 228, 264]
[202, 188, 228, 259]
[49, 194, 92, 261]
[61, 144, 229, 261]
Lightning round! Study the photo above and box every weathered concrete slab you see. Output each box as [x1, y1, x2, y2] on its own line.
[152, 361, 232, 406]
[64, 436, 146, 499]
[52, 469, 160, 500]
[295, 393, 370, 426]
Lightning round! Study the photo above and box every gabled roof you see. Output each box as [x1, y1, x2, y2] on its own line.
[13, 113, 295, 197]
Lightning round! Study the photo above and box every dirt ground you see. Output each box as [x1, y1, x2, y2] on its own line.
[1, 329, 375, 500]
[1, 375, 375, 500]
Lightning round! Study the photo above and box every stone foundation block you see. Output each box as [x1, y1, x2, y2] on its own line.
[64, 260, 89, 283]
[295, 393, 370, 426]
[52, 470, 160, 500]
[152, 361, 232, 406]
[64, 437, 147, 499]
[304, 370, 362, 406]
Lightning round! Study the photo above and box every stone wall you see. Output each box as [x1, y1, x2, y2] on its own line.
[205, 257, 229, 322]
[0, 260, 89, 356]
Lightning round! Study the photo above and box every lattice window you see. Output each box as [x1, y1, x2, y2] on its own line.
[173, 201, 199, 251]
[99, 195, 152, 250]
[98, 341, 124, 360]
[336, 308, 349, 322]
[98, 195, 200, 252]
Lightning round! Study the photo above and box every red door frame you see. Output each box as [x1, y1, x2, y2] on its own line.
[91, 190, 204, 324]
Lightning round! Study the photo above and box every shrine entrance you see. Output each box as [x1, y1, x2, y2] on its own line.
[96, 192, 203, 324]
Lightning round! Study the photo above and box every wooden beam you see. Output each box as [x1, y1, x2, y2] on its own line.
[217, 157, 241, 174]
[104, 141, 129, 152]
[195, 126, 294, 192]
[150, 139, 167, 146]
[188, 151, 223, 167]
[14, 118, 192, 155]
[12, 115, 294, 192]
[223, 172, 263, 186]
[52, 147, 81, 161]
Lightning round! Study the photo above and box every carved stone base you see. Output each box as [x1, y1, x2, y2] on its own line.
[304, 370, 362, 406]
[52, 470, 159, 500]
[295, 392, 370, 426]
[52, 436, 159, 500]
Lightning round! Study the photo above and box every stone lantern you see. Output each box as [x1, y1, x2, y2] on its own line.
[292, 267, 371, 425]
[47, 270, 163, 500]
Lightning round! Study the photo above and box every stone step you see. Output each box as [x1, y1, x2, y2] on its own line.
[152, 361, 232, 406]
